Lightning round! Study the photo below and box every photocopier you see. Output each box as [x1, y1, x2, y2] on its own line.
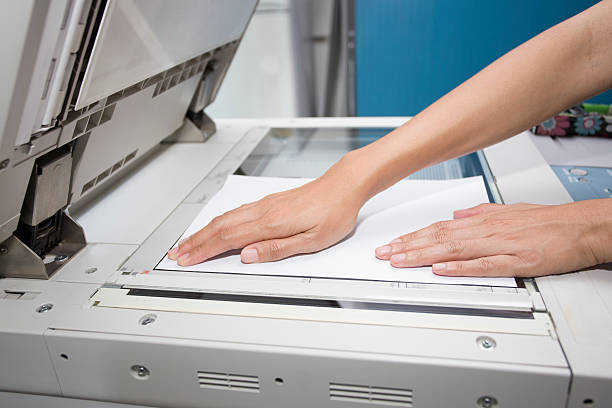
[0, 1, 610, 407]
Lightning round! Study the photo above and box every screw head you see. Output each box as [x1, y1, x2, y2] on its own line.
[85, 267, 97, 274]
[36, 303, 54, 313]
[0, 159, 8, 169]
[0, 246, 7, 255]
[130, 365, 150, 380]
[139, 314, 157, 326]
[54, 255, 68, 262]
[477, 336, 497, 350]
[477, 396, 498, 408]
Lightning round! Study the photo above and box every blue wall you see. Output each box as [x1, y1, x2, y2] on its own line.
[355, 0, 612, 116]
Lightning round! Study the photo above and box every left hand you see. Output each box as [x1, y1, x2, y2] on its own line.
[374, 199, 612, 277]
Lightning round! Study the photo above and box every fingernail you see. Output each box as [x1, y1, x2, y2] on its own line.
[390, 253, 406, 263]
[390, 238, 402, 244]
[241, 248, 259, 263]
[168, 247, 179, 258]
[177, 253, 190, 266]
[375, 245, 391, 256]
[432, 263, 446, 273]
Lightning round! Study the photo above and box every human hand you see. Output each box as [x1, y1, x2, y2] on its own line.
[167, 157, 368, 266]
[374, 199, 612, 277]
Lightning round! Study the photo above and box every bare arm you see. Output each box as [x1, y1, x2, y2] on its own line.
[350, 0, 612, 203]
[170, 1, 612, 275]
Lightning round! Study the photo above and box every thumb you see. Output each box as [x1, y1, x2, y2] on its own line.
[453, 203, 504, 219]
[241, 234, 313, 263]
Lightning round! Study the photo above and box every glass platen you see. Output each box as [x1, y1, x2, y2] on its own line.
[237, 128, 500, 203]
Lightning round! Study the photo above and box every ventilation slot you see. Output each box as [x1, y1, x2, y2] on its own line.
[197, 371, 260, 393]
[124, 149, 137, 164]
[81, 178, 95, 194]
[80, 149, 138, 196]
[152, 48, 219, 98]
[330, 383, 413, 407]
[72, 103, 115, 139]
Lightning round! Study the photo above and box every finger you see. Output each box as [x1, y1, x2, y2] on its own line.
[431, 255, 520, 277]
[376, 218, 483, 260]
[377, 221, 506, 260]
[167, 243, 183, 260]
[241, 233, 317, 263]
[172, 203, 261, 259]
[387, 239, 502, 268]
[453, 203, 504, 219]
[168, 235, 196, 260]
[390, 218, 476, 244]
[176, 219, 293, 266]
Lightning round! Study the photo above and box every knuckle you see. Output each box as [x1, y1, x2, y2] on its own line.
[180, 235, 196, 250]
[261, 219, 277, 233]
[257, 198, 270, 209]
[400, 233, 414, 242]
[261, 215, 283, 232]
[477, 258, 495, 273]
[394, 234, 411, 244]
[179, 245, 206, 265]
[189, 246, 207, 260]
[266, 241, 285, 259]
[414, 250, 425, 262]
[482, 218, 508, 229]
[261, 193, 279, 205]
[390, 241, 407, 252]
[430, 221, 450, 244]
[444, 240, 465, 255]
[210, 216, 225, 230]
[435, 220, 450, 230]
[518, 249, 540, 266]
[217, 225, 236, 242]
[300, 233, 316, 248]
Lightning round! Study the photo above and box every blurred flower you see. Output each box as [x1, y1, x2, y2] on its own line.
[575, 115, 602, 135]
[536, 116, 570, 136]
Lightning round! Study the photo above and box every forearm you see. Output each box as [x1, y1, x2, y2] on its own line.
[344, 0, 612, 203]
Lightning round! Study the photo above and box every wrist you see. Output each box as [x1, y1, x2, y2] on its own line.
[325, 149, 380, 206]
[585, 198, 612, 265]
[328, 119, 449, 206]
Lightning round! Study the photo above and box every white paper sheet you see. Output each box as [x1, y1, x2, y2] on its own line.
[157, 175, 517, 287]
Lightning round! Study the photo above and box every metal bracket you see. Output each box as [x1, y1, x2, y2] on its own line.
[163, 111, 216, 143]
[163, 59, 219, 144]
[0, 235, 47, 279]
[0, 213, 86, 279]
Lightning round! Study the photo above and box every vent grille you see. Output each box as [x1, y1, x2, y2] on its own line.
[68, 43, 233, 137]
[330, 383, 413, 407]
[73, 103, 116, 139]
[152, 49, 214, 98]
[80, 149, 138, 195]
[197, 371, 260, 393]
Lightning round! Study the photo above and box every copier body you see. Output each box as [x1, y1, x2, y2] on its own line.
[0, 1, 610, 407]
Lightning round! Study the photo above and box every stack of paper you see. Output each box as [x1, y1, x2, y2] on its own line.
[157, 175, 516, 287]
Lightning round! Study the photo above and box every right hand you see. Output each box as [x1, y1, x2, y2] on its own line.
[167, 157, 366, 266]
